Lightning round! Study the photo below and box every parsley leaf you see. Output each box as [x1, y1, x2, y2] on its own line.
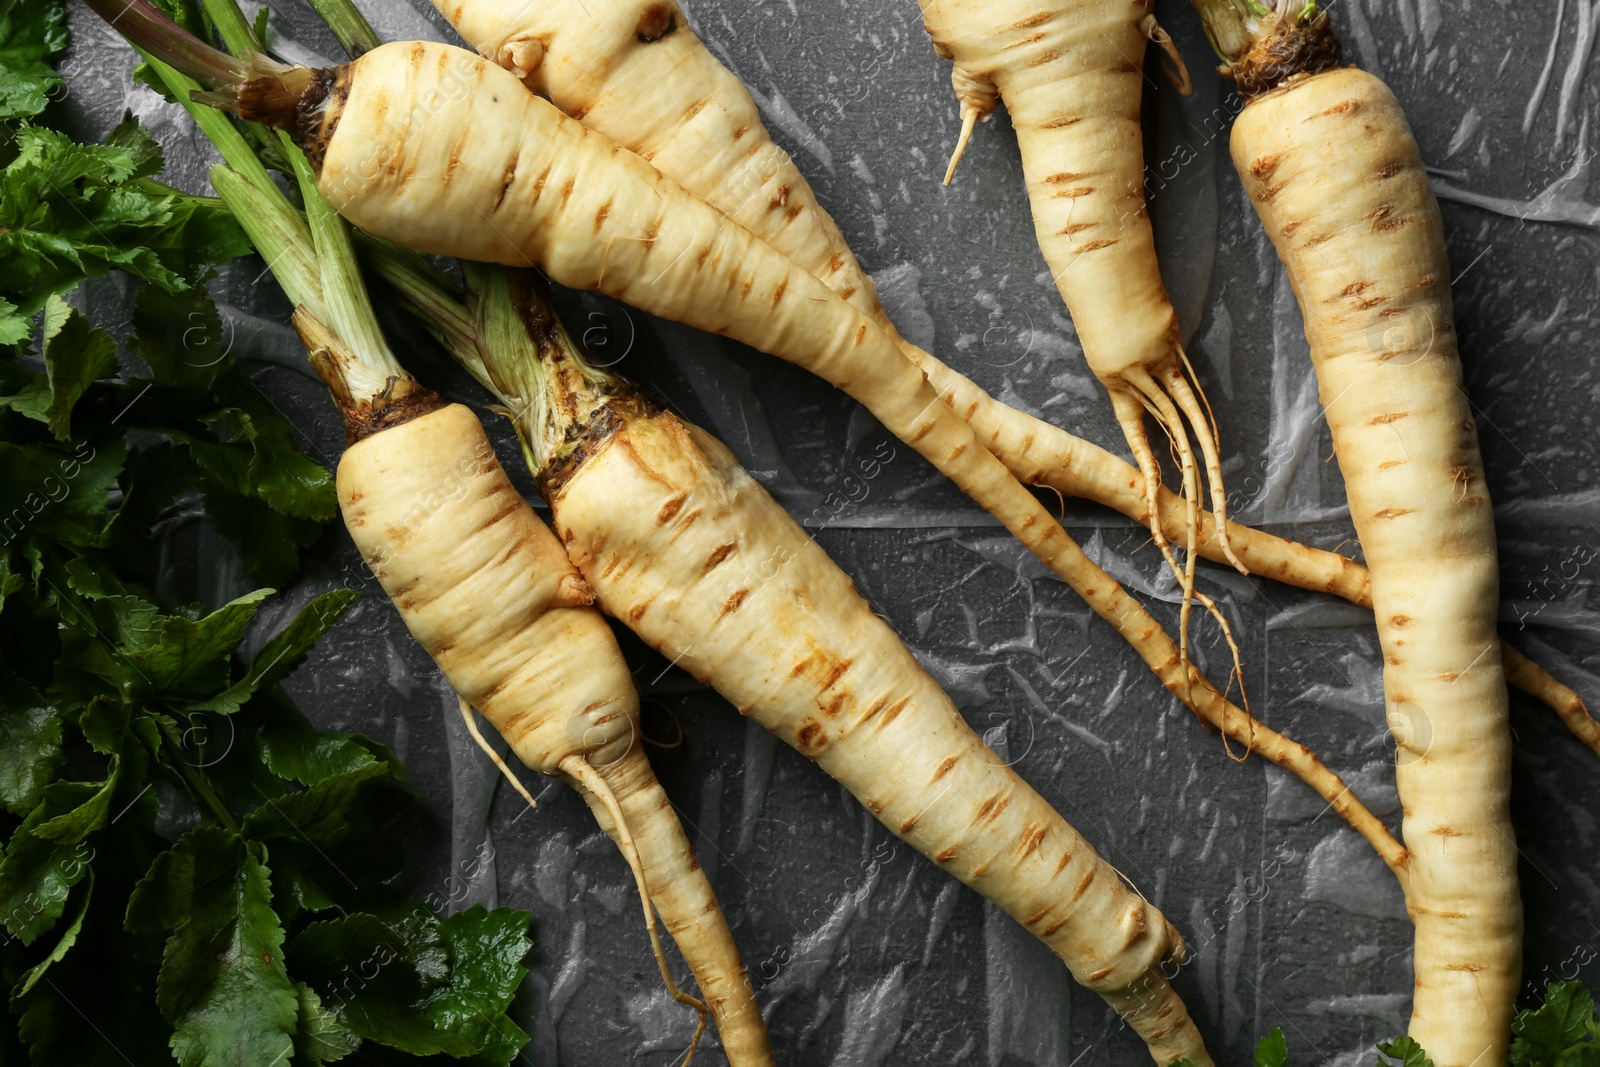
[0, 436, 124, 551]
[0, 783, 96, 944]
[0, 0, 68, 122]
[241, 762, 410, 913]
[0, 673, 62, 813]
[293, 981, 357, 1066]
[96, 589, 274, 707]
[127, 825, 299, 1067]
[32, 762, 119, 843]
[193, 588, 358, 715]
[288, 906, 533, 1061]
[129, 283, 235, 393]
[0, 117, 250, 330]
[42, 295, 118, 440]
[0, 349, 51, 414]
[427, 906, 534, 1066]
[1257, 1028, 1289, 1067]
[256, 686, 392, 787]
[1512, 982, 1600, 1067]
[11, 870, 91, 999]
[1377, 1036, 1436, 1067]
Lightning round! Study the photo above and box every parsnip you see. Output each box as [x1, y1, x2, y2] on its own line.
[916, 0, 1240, 592]
[1189, 5, 1521, 1061]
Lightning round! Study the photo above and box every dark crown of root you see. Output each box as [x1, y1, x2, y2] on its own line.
[234, 65, 348, 169]
[340, 384, 446, 445]
[537, 392, 660, 499]
[307, 347, 444, 445]
[1230, 12, 1345, 98]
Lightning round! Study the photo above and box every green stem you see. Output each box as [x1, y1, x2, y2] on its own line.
[467, 264, 546, 407]
[210, 161, 411, 412]
[467, 270, 630, 475]
[279, 0, 569, 439]
[305, 0, 382, 57]
[353, 234, 486, 383]
[285, 0, 488, 390]
[188, 0, 409, 402]
[80, 0, 250, 89]
[197, 0, 260, 58]
[139, 49, 277, 198]
[208, 164, 324, 317]
[161, 729, 242, 834]
[286, 148, 408, 396]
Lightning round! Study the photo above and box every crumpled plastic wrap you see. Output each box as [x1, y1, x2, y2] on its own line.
[56, 0, 1600, 1062]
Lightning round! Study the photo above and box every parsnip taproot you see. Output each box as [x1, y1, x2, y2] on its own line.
[200, 137, 772, 1066]
[915, 0, 1238, 590]
[429, 0, 874, 323]
[467, 272, 1212, 1066]
[332, 397, 747, 1063]
[1189, 5, 1521, 1062]
[425, 0, 1597, 751]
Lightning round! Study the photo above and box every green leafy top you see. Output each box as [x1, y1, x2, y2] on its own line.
[0, 100, 336, 584]
[1376, 1036, 1436, 1067]
[0, 117, 253, 342]
[0, 0, 68, 122]
[1512, 982, 1600, 1067]
[0, 7, 535, 1067]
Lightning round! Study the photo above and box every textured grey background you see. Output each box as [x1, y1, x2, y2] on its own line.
[54, 0, 1600, 1064]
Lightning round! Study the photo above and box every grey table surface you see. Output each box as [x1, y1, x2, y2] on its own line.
[55, 0, 1600, 1064]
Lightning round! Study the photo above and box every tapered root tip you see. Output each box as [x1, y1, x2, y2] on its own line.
[1501, 645, 1600, 758]
[456, 696, 539, 811]
[943, 105, 982, 187]
[558, 753, 707, 1067]
[1166, 349, 1246, 576]
[1143, 15, 1194, 97]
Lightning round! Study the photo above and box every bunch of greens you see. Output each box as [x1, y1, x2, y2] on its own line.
[0, 3, 533, 1064]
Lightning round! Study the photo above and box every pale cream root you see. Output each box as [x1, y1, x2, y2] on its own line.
[1234, 67, 1520, 1065]
[337, 403, 773, 1066]
[919, 0, 1242, 584]
[549, 409, 1210, 1065]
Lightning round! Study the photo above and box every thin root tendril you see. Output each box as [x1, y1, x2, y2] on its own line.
[560, 756, 708, 1066]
